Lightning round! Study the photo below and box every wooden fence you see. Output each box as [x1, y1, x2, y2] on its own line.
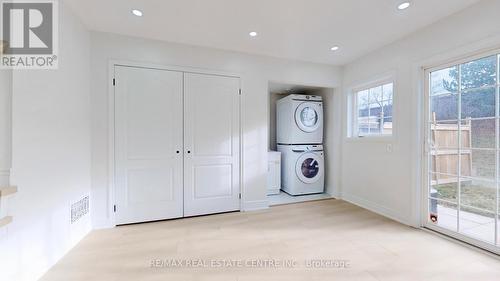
[430, 113, 472, 186]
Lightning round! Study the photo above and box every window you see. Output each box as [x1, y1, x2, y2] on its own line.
[353, 82, 394, 137]
[426, 51, 500, 249]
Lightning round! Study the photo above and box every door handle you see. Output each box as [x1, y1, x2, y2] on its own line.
[176, 150, 180, 154]
[187, 150, 191, 154]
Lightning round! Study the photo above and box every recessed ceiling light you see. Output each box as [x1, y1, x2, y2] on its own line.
[330, 46, 340, 51]
[249, 31, 258, 37]
[132, 9, 143, 17]
[397, 2, 411, 10]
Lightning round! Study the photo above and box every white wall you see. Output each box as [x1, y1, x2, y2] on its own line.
[0, 2, 91, 280]
[312, 88, 342, 198]
[0, 69, 12, 187]
[340, 0, 500, 226]
[268, 92, 287, 151]
[90, 32, 342, 227]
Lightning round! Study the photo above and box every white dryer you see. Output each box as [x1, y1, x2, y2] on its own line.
[277, 94, 323, 145]
[277, 144, 325, 195]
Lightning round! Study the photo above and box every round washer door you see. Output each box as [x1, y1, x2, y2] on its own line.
[295, 102, 322, 133]
[295, 152, 324, 184]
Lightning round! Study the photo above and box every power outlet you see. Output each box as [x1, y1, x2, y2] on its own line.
[386, 143, 393, 153]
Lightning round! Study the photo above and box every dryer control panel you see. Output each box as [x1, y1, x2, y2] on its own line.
[290, 94, 322, 102]
[291, 144, 324, 152]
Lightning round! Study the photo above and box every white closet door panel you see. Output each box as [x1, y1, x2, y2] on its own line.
[115, 66, 183, 224]
[183, 73, 240, 216]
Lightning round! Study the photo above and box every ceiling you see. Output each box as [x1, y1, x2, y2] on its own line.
[65, 0, 481, 66]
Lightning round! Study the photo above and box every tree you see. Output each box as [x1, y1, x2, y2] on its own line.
[357, 85, 393, 134]
[443, 55, 496, 92]
[437, 55, 497, 120]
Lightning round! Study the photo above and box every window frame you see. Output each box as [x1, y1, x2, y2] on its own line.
[348, 77, 395, 140]
[422, 47, 500, 253]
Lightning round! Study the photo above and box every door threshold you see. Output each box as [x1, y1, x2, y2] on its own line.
[270, 197, 335, 207]
[422, 227, 500, 259]
[117, 210, 241, 226]
[268, 191, 334, 207]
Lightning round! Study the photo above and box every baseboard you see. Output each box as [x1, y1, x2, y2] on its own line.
[341, 192, 412, 226]
[92, 218, 115, 229]
[326, 190, 340, 199]
[242, 200, 269, 212]
[92, 202, 271, 228]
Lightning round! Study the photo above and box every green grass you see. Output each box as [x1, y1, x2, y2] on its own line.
[433, 182, 497, 217]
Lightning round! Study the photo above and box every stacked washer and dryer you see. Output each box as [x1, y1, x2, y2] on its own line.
[276, 94, 325, 196]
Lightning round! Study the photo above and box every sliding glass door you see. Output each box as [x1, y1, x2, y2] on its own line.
[425, 51, 500, 252]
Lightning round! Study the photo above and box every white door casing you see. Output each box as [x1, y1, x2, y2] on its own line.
[183, 73, 241, 217]
[114, 66, 184, 224]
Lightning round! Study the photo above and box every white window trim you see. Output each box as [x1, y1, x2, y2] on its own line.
[421, 48, 500, 252]
[347, 74, 396, 142]
[410, 35, 500, 239]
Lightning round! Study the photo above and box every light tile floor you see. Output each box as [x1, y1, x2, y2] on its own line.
[42, 199, 500, 281]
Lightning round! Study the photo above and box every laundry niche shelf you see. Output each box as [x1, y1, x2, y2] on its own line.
[0, 186, 17, 227]
[0, 216, 12, 228]
[0, 186, 18, 198]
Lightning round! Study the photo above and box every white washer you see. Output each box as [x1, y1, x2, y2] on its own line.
[277, 144, 324, 195]
[277, 94, 323, 145]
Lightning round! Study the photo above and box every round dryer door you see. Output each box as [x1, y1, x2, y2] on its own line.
[295, 152, 324, 184]
[295, 102, 322, 133]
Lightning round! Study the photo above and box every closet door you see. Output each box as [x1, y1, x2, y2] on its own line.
[115, 66, 183, 224]
[183, 73, 240, 216]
